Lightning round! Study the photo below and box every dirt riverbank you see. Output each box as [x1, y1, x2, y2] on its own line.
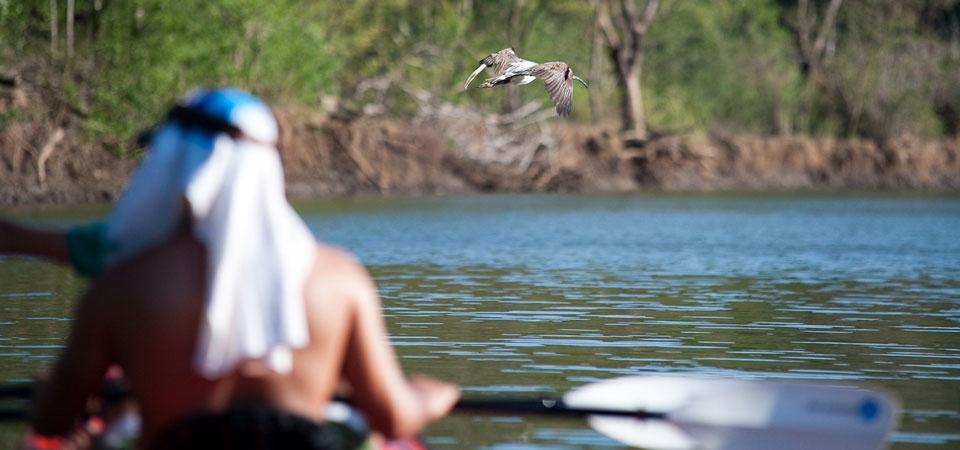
[2, 101, 959, 207]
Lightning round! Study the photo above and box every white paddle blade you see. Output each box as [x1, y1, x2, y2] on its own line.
[565, 377, 699, 450]
[563, 376, 899, 450]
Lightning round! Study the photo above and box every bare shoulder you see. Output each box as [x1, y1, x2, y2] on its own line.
[304, 243, 378, 306]
[311, 242, 365, 274]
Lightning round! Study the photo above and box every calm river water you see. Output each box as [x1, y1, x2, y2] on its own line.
[1, 193, 958, 449]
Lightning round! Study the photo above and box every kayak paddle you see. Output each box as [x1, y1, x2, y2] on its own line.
[1, 375, 899, 450]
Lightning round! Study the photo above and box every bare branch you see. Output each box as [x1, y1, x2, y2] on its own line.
[37, 128, 65, 189]
[629, 0, 659, 70]
[590, 9, 606, 121]
[633, 0, 659, 36]
[611, 0, 631, 43]
[595, 0, 621, 51]
[619, 1, 639, 68]
[949, 6, 959, 60]
[797, 0, 811, 62]
[621, 0, 637, 30]
[50, 0, 58, 55]
[592, 0, 655, 139]
[66, 0, 74, 58]
[812, 0, 842, 61]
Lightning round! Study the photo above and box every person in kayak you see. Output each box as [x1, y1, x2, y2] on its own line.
[27, 87, 459, 449]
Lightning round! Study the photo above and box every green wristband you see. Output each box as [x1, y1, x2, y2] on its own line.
[66, 222, 108, 277]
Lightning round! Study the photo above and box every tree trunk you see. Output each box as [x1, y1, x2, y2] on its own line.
[589, 15, 605, 122]
[622, 65, 646, 140]
[50, 0, 58, 56]
[66, 0, 74, 58]
[596, 0, 658, 142]
[950, 8, 959, 60]
[795, 0, 842, 132]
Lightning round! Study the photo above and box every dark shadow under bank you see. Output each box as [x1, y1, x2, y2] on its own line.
[2, 108, 959, 207]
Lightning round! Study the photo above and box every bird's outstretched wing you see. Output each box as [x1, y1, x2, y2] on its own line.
[529, 62, 574, 117]
[464, 48, 525, 90]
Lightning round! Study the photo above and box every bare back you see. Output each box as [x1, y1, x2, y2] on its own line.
[38, 230, 357, 447]
[33, 227, 458, 448]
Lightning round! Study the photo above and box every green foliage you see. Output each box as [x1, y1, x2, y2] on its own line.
[0, 0, 957, 149]
[80, 1, 345, 145]
[0, 107, 17, 132]
[818, 0, 957, 140]
[644, 0, 804, 134]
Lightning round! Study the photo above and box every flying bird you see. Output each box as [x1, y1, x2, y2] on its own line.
[463, 47, 537, 90]
[464, 48, 589, 118]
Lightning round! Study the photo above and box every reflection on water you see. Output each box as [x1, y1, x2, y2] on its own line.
[2, 194, 959, 449]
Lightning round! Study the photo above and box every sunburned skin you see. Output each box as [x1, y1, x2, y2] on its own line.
[31, 218, 459, 449]
[0, 218, 70, 265]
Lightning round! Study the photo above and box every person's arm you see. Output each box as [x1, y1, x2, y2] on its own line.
[0, 218, 107, 276]
[0, 218, 70, 264]
[332, 253, 459, 438]
[31, 280, 114, 436]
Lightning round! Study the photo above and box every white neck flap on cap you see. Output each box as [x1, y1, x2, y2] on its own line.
[102, 93, 316, 378]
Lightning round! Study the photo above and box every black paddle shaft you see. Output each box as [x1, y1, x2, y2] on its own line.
[0, 408, 28, 420]
[455, 397, 666, 420]
[0, 385, 33, 398]
[0, 381, 129, 402]
[3, 383, 667, 420]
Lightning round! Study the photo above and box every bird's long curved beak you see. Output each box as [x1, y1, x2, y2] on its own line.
[464, 64, 487, 90]
[573, 75, 589, 89]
